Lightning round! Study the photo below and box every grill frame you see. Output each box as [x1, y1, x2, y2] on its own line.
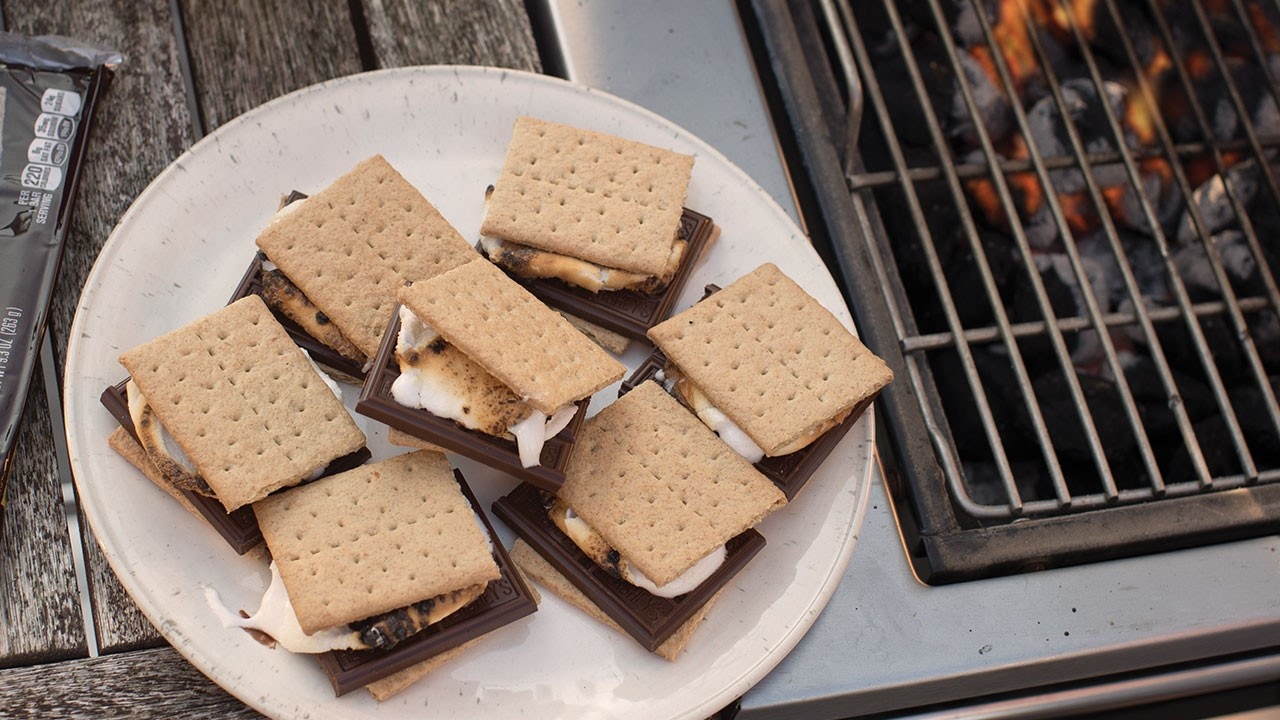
[749, 0, 1280, 583]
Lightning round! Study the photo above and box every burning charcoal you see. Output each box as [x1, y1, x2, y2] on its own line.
[1254, 310, 1280, 373]
[1119, 230, 1171, 305]
[878, 175, 1023, 334]
[1154, 311, 1249, 388]
[1244, 1, 1280, 80]
[1018, 79, 1179, 235]
[1175, 159, 1262, 244]
[1120, 354, 1218, 442]
[930, 346, 1035, 463]
[1154, 50, 1280, 144]
[1012, 250, 1116, 369]
[1173, 230, 1263, 302]
[870, 28, 1015, 149]
[1031, 371, 1146, 488]
[903, 0, 1002, 49]
[1165, 414, 1243, 485]
[1027, 79, 1136, 192]
[868, 31, 949, 148]
[1229, 376, 1280, 466]
[1073, 0, 1162, 75]
[953, 50, 1014, 146]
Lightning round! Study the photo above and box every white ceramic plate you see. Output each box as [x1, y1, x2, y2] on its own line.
[64, 66, 874, 720]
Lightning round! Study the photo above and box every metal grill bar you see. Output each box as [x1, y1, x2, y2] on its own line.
[836, 0, 1280, 520]
[1011, 1, 1216, 489]
[1230, 0, 1280, 113]
[748, 0, 1280, 578]
[839, 5, 1039, 512]
[846, 135, 1280, 189]
[1155, 0, 1280, 448]
[841, 2, 1041, 515]
[949, 0, 1157, 500]
[903, 296, 1274, 352]
[1056, 0, 1259, 484]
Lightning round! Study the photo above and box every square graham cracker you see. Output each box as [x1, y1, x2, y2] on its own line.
[480, 116, 693, 276]
[647, 263, 893, 457]
[397, 258, 625, 414]
[254, 450, 501, 635]
[558, 380, 785, 587]
[117, 295, 366, 512]
[254, 155, 477, 358]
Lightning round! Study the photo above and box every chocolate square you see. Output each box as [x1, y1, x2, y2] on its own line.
[355, 310, 586, 494]
[492, 483, 765, 652]
[318, 469, 538, 696]
[482, 207, 716, 342]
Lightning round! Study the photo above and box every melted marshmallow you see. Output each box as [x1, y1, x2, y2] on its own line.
[391, 306, 578, 467]
[561, 507, 726, 599]
[694, 404, 765, 463]
[204, 561, 365, 654]
[509, 404, 578, 467]
[629, 546, 727, 598]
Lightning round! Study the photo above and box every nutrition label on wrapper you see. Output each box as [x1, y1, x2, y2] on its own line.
[0, 34, 114, 512]
[19, 89, 79, 224]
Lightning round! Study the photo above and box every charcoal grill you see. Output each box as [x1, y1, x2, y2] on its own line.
[749, 0, 1280, 583]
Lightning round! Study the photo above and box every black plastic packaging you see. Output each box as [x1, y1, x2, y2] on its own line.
[0, 33, 117, 510]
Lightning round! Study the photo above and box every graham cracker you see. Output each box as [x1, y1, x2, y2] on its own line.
[397, 259, 625, 414]
[255, 155, 477, 358]
[253, 450, 500, 635]
[557, 310, 630, 355]
[386, 427, 445, 452]
[648, 263, 893, 456]
[480, 116, 693, 276]
[118, 296, 366, 512]
[558, 381, 785, 587]
[509, 540, 714, 661]
[108, 427, 204, 521]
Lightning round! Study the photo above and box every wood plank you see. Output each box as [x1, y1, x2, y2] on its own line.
[4, 0, 201, 654]
[364, 0, 542, 71]
[0, 647, 263, 719]
[0, 360, 85, 667]
[178, 0, 364, 132]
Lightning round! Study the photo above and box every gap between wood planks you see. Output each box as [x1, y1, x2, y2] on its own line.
[41, 334, 98, 658]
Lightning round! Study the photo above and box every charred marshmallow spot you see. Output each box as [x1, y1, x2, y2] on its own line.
[391, 306, 577, 466]
[677, 379, 765, 463]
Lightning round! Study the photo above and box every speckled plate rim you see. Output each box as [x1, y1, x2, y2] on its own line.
[63, 65, 874, 720]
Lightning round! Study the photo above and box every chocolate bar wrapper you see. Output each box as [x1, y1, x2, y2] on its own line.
[0, 33, 117, 519]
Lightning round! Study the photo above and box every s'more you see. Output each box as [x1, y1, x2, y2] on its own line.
[205, 450, 537, 698]
[357, 257, 626, 491]
[478, 116, 717, 342]
[643, 262, 894, 498]
[494, 380, 786, 656]
[107, 296, 368, 551]
[253, 155, 477, 377]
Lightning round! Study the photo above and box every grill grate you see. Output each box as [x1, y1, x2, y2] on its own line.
[749, 0, 1280, 581]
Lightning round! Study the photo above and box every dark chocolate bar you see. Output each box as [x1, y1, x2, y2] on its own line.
[99, 380, 370, 554]
[0, 34, 117, 516]
[621, 284, 870, 501]
[319, 469, 537, 696]
[492, 483, 764, 652]
[481, 208, 716, 342]
[355, 310, 585, 493]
